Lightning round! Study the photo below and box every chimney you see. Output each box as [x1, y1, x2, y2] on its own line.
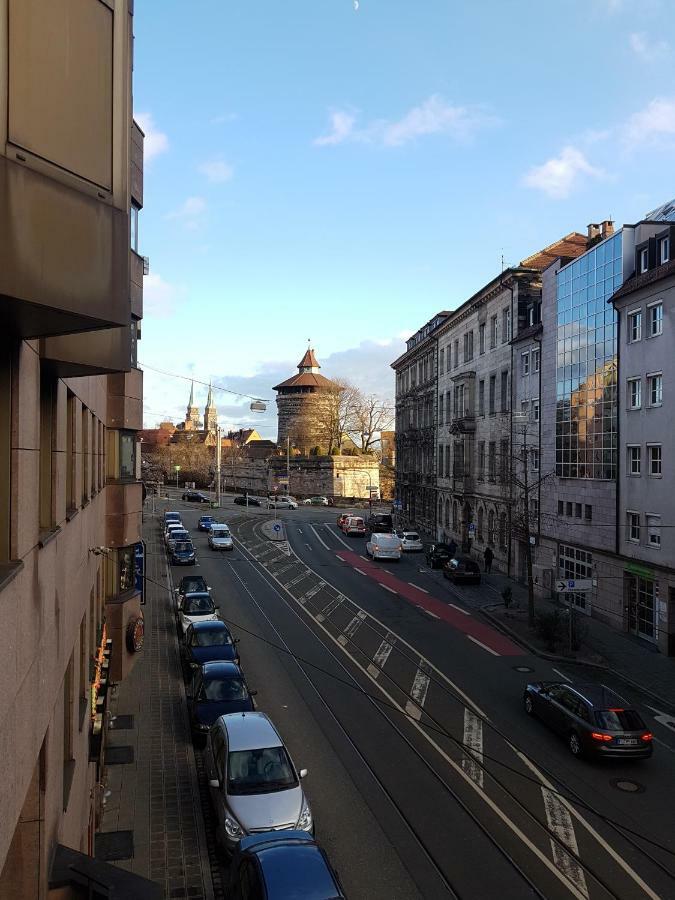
[587, 223, 601, 241]
[600, 220, 614, 239]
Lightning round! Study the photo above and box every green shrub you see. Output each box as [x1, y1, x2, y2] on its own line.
[535, 608, 564, 652]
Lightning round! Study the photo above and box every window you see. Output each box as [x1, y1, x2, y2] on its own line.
[439, 348, 445, 375]
[575, 503, 582, 518]
[566, 502, 572, 516]
[627, 446, 641, 476]
[659, 236, 670, 264]
[532, 399, 540, 422]
[558, 500, 564, 515]
[82, 407, 89, 504]
[464, 330, 473, 361]
[130, 204, 139, 252]
[490, 315, 498, 349]
[438, 394, 444, 426]
[639, 247, 648, 273]
[453, 340, 459, 368]
[521, 400, 529, 416]
[502, 307, 511, 342]
[118, 545, 136, 595]
[500, 370, 509, 413]
[0, 337, 10, 564]
[500, 439, 509, 482]
[477, 507, 484, 541]
[489, 375, 496, 414]
[530, 497, 539, 517]
[39, 367, 55, 532]
[532, 347, 540, 372]
[648, 373, 663, 407]
[487, 509, 495, 545]
[628, 310, 642, 343]
[648, 302, 663, 337]
[478, 442, 486, 477]
[478, 380, 485, 416]
[627, 512, 640, 543]
[531, 449, 540, 471]
[558, 545, 593, 612]
[646, 514, 661, 548]
[521, 352, 530, 376]
[648, 444, 662, 477]
[628, 378, 641, 409]
[445, 445, 451, 478]
[63, 654, 74, 810]
[107, 430, 137, 481]
[445, 392, 451, 423]
[479, 323, 486, 354]
[488, 442, 496, 479]
[584, 504, 592, 521]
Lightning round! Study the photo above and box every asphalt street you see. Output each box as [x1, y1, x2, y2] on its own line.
[163, 495, 675, 899]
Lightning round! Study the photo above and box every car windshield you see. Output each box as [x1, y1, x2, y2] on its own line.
[405, 533, 419, 540]
[594, 709, 645, 731]
[171, 531, 189, 540]
[184, 596, 214, 614]
[201, 677, 247, 701]
[193, 629, 231, 647]
[181, 578, 206, 593]
[212, 529, 230, 537]
[174, 542, 193, 552]
[227, 747, 297, 795]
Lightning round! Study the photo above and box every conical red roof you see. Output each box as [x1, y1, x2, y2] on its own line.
[298, 348, 320, 369]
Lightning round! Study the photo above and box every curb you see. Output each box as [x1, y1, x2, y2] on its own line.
[261, 518, 287, 542]
[480, 605, 675, 714]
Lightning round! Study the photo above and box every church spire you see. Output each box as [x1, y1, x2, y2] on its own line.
[189, 380, 195, 406]
[204, 381, 218, 433]
[206, 381, 214, 408]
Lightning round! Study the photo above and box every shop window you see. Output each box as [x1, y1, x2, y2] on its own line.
[118, 546, 136, 596]
[107, 429, 137, 481]
[39, 367, 56, 532]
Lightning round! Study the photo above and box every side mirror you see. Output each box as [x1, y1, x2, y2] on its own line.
[299, 768, 308, 779]
[190, 662, 199, 670]
[234, 638, 240, 644]
[214, 605, 220, 611]
[249, 689, 258, 697]
[208, 778, 220, 789]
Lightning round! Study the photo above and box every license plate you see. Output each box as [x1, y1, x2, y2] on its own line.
[616, 738, 638, 746]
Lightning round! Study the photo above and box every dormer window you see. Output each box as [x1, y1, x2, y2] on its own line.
[659, 235, 670, 265]
[639, 247, 649, 273]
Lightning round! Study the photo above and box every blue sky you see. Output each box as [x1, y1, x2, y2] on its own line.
[135, 0, 675, 438]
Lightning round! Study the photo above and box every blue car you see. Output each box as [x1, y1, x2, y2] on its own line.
[198, 515, 217, 532]
[189, 661, 255, 742]
[171, 540, 196, 566]
[227, 832, 346, 899]
[181, 620, 241, 678]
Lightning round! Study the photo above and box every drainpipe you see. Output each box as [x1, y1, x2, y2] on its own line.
[505, 276, 515, 578]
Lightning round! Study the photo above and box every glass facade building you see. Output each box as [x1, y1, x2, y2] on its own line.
[555, 232, 623, 480]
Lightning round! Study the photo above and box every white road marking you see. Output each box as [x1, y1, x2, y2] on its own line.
[408, 582, 429, 593]
[379, 583, 397, 595]
[369, 636, 394, 678]
[335, 554, 344, 561]
[542, 788, 589, 897]
[466, 635, 500, 656]
[317, 595, 344, 622]
[338, 611, 366, 645]
[462, 710, 484, 787]
[359, 555, 369, 561]
[309, 524, 332, 551]
[552, 668, 572, 682]
[305, 543, 312, 550]
[300, 582, 326, 603]
[448, 602, 471, 616]
[297, 529, 303, 534]
[287, 573, 309, 587]
[354, 568, 367, 576]
[326, 524, 353, 550]
[645, 705, 675, 735]
[405, 663, 430, 721]
[419, 607, 440, 619]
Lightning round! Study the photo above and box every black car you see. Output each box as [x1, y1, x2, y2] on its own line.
[228, 832, 346, 900]
[524, 682, 653, 759]
[426, 543, 454, 569]
[171, 540, 196, 566]
[181, 620, 241, 678]
[366, 513, 393, 534]
[234, 495, 262, 506]
[188, 661, 255, 742]
[182, 491, 211, 503]
[443, 556, 481, 585]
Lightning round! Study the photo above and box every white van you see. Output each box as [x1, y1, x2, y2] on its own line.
[366, 533, 402, 561]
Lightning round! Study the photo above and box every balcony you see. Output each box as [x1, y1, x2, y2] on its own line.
[453, 473, 474, 494]
[450, 414, 476, 434]
[40, 324, 132, 378]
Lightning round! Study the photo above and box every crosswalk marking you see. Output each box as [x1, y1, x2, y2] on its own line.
[317, 595, 344, 622]
[338, 611, 366, 645]
[461, 709, 484, 787]
[368, 635, 395, 679]
[542, 789, 589, 897]
[405, 662, 430, 721]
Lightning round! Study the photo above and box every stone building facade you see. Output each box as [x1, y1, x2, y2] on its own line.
[274, 348, 337, 453]
[0, 2, 152, 896]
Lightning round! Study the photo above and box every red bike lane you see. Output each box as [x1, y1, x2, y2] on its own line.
[335, 550, 523, 656]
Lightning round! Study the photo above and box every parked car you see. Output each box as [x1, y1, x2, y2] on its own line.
[164, 522, 185, 541]
[426, 543, 454, 569]
[181, 620, 241, 677]
[397, 530, 423, 552]
[267, 498, 298, 510]
[171, 540, 196, 566]
[234, 495, 262, 507]
[342, 516, 366, 536]
[209, 524, 234, 551]
[227, 832, 346, 900]
[206, 712, 312, 855]
[442, 556, 481, 585]
[177, 591, 220, 635]
[303, 496, 329, 506]
[337, 512, 356, 529]
[524, 682, 653, 759]
[166, 527, 191, 553]
[198, 515, 217, 532]
[176, 575, 210, 606]
[366, 533, 402, 561]
[366, 513, 393, 534]
[164, 511, 182, 526]
[182, 490, 211, 503]
[189, 662, 256, 743]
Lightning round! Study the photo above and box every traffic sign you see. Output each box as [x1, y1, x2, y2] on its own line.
[555, 579, 592, 593]
[273, 523, 281, 533]
[174, 465, 181, 471]
[393, 500, 403, 510]
[468, 523, 476, 534]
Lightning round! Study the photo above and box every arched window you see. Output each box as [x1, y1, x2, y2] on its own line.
[487, 509, 495, 546]
[438, 495, 444, 524]
[499, 511, 507, 549]
[452, 501, 458, 531]
[445, 498, 450, 526]
[477, 507, 484, 542]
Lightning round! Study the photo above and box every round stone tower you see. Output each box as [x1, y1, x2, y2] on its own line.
[274, 348, 337, 453]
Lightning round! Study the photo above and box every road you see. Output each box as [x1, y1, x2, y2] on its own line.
[163, 495, 675, 899]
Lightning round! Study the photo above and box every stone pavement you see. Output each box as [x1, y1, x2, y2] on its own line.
[99, 515, 216, 899]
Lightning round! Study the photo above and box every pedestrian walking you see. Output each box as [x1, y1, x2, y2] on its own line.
[447, 538, 457, 559]
[483, 546, 493, 574]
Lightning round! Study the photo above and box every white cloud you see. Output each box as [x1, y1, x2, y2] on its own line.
[623, 97, 675, 147]
[522, 146, 605, 199]
[210, 113, 238, 125]
[143, 273, 183, 318]
[313, 96, 496, 148]
[629, 31, 670, 59]
[134, 112, 168, 162]
[313, 111, 356, 146]
[197, 158, 234, 183]
[166, 196, 207, 230]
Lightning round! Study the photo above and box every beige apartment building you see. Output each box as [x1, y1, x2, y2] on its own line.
[0, 2, 149, 896]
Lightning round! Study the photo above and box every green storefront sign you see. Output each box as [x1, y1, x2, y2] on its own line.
[625, 561, 654, 580]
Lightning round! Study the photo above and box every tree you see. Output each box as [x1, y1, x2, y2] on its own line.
[350, 394, 394, 452]
[320, 378, 361, 454]
[147, 442, 214, 487]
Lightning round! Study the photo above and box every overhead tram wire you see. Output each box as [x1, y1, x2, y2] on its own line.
[139, 361, 270, 403]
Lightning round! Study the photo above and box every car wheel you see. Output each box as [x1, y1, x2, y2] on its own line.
[568, 731, 584, 758]
[523, 694, 535, 716]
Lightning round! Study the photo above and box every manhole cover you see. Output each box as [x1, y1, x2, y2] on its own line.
[610, 779, 645, 794]
[513, 666, 534, 673]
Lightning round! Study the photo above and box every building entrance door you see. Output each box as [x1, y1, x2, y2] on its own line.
[626, 575, 657, 641]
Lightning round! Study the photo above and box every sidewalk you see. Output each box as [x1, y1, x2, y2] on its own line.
[97, 515, 217, 899]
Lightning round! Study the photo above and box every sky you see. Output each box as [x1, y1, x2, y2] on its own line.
[134, 0, 675, 439]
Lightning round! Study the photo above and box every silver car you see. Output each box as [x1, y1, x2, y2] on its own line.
[206, 712, 312, 854]
[208, 524, 234, 551]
